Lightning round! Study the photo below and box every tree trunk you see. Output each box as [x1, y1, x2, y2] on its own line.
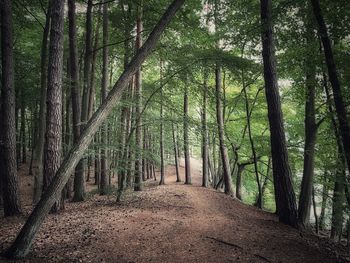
[298, 12, 317, 228]
[260, 0, 298, 227]
[215, 64, 233, 195]
[311, 0, 350, 176]
[331, 158, 345, 242]
[20, 95, 26, 164]
[33, 0, 51, 204]
[172, 121, 181, 182]
[134, 1, 143, 191]
[67, 0, 86, 203]
[243, 83, 261, 208]
[201, 68, 209, 187]
[312, 187, 319, 234]
[159, 61, 165, 185]
[183, 81, 191, 185]
[88, 9, 102, 119]
[72, 0, 93, 200]
[42, 0, 64, 213]
[5, 0, 184, 258]
[100, 2, 109, 195]
[0, 0, 22, 216]
[256, 157, 271, 207]
[236, 165, 244, 201]
[319, 172, 329, 231]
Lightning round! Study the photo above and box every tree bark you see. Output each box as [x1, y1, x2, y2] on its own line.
[236, 165, 244, 201]
[20, 95, 26, 164]
[68, 0, 86, 202]
[33, 0, 51, 204]
[201, 68, 209, 187]
[42, 0, 64, 213]
[183, 81, 191, 185]
[260, 0, 298, 227]
[298, 9, 317, 228]
[172, 121, 181, 182]
[0, 0, 22, 216]
[100, 2, 109, 195]
[243, 84, 261, 208]
[319, 172, 329, 231]
[134, 0, 143, 191]
[5, 0, 184, 258]
[215, 64, 233, 195]
[312, 187, 319, 234]
[331, 155, 345, 241]
[159, 61, 165, 185]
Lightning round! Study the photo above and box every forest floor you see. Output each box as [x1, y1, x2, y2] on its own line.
[0, 158, 350, 263]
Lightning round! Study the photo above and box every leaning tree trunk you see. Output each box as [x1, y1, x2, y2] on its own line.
[311, 0, 350, 176]
[5, 0, 184, 258]
[68, 0, 85, 202]
[42, 0, 65, 213]
[0, 0, 22, 216]
[183, 81, 191, 185]
[215, 64, 233, 196]
[134, 0, 143, 191]
[100, 2, 109, 195]
[260, 0, 298, 227]
[298, 8, 317, 229]
[33, 0, 51, 204]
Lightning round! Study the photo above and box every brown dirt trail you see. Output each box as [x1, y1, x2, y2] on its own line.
[0, 158, 348, 262]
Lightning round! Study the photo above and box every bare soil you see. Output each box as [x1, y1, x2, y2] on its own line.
[0, 158, 349, 263]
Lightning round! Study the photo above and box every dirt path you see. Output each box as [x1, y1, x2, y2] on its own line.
[0, 158, 348, 262]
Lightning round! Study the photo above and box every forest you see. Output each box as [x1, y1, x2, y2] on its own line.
[0, 0, 350, 262]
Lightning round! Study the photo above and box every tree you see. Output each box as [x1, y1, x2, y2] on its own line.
[5, 0, 185, 257]
[0, 0, 22, 216]
[33, 0, 51, 204]
[72, 0, 94, 202]
[260, 0, 298, 227]
[159, 60, 166, 185]
[183, 81, 192, 185]
[201, 68, 209, 188]
[68, 0, 85, 202]
[134, 0, 144, 191]
[100, 2, 109, 195]
[298, 6, 318, 229]
[42, 0, 65, 213]
[215, 64, 233, 196]
[172, 121, 181, 182]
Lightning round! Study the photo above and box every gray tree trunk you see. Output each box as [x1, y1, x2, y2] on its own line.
[260, 0, 298, 227]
